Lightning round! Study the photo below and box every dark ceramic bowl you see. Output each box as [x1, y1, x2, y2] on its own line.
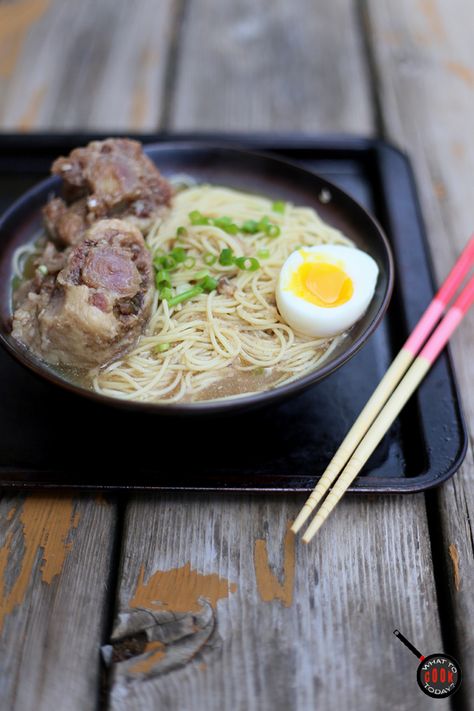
[0, 143, 394, 414]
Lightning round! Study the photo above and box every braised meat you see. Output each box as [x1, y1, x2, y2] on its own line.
[12, 219, 154, 368]
[43, 138, 172, 245]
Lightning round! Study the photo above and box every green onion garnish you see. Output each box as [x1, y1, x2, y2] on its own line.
[176, 226, 188, 238]
[204, 252, 217, 266]
[183, 256, 196, 269]
[219, 248, 235, 266]
[241, 219, 259, 234]
[266, 223, 281, 238]
[194, 269, 209, 280]
[252, 215, 280, 238]
[199, 275, 218, 293]
[155, 269, 171, 288]
[154, 254, 178, 271]
[170, 247, 187, 263]
[234, 256, 260, 272]
[37, 264, 48, 275]
[159, 286, 173, 301]
[155, 343, 170, 353]
[189, 210, 210, 226]
[168, 285, 204, 307]
[272, 200, 286, 214]
[212, 216, 239, 234]
[257, 248, 270, 259]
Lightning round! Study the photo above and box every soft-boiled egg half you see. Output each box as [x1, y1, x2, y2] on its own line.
[276, 244, 379, 338]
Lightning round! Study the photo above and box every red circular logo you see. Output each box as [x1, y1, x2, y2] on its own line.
[417, 653, 461, 699]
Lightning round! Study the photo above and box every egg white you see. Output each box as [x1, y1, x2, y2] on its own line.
[276, 244, 379, 338]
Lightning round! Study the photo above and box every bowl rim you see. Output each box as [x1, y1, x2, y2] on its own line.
[0, 142, 394, 414]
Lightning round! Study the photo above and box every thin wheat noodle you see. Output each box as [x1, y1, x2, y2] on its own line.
[92, 185, 353, 403]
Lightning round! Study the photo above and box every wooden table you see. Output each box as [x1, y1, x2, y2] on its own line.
[0, 1, 473, 709]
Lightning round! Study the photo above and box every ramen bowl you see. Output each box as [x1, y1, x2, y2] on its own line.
[0, 144, 393, 415]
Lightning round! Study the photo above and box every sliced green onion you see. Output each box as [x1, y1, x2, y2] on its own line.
[255, 215, 281, 238]
[183, 256, 196, 269]
[168, 285, 204, 307]
[37, 264, 48, 275]
[234, 256, 260, 272]
[199, 275, 218, 293]
[257, 248, 270, 259]
[266, 223, 281, 238]
[241, 219, 259, 234]
[189, 210, 210, 226]
[219, 248, 235, 266]
[159, 286, 173, 301]
[155, 270, 172, 289]
[170, 247, 187, 263]
[272, 200, 286, 214]
[253, 366, 265, 375]
[194, 269, 209, 280]
[163, 255, 178, 270]
[176, 226, 188, 238]
[204, 252, 217, 266]
[155, 343, 170, 353]
[212, 216, 239, 234]
[154, 254, 178, 271]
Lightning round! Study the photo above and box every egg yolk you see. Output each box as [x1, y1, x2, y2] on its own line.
[288, 261, 353, 307]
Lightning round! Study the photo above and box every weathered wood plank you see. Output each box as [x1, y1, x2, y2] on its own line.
[170, 0, 373, 133]
[363, 0, 474, 699]
[0, 2, 178, 709]
[108, 1, 449, 709]
[0, 493, 116, 710]
[108, 495, 448, 711]
[0, 0, 176, 130]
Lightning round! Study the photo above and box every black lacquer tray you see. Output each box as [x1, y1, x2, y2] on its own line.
[0, 133, 467, 492]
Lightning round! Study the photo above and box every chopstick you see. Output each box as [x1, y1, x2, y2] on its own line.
[301, 272, 474, 542]
[292, 236, 474, 535]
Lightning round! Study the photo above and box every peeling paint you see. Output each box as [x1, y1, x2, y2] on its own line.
[448, 543, 461, 591]
[129, 641, 166, 674]
[445, 61, 474, 89]
[0, 0, 51, 77]
[0, 497, 80, 633]
[254, 523, 296, 607]
[129, 562, 237, 613]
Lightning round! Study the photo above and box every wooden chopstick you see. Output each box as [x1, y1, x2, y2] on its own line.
[291, 236, 474, 534]
[301, 273, 474, 542]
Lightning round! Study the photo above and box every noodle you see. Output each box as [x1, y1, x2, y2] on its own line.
[92, 185, 353, 403]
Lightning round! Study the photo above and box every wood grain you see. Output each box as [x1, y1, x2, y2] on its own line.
[0, 3, 178, 709]
[363, 0, 474, 699]
[170, 0, 373, 133]
[0, 0, 176, 130]
[0, 0, 470, 707]
[108, 495, 447, 710]
[0, 493, 116, 710]
[107, 2, 449, 708]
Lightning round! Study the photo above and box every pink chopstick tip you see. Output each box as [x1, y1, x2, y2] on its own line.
[437, 235, 474, 306]
[404, 299, 444, 355]
[456, 273, 474, 314]
[420, 274, 474, 364]
[404, 236, 474, 356]
[420, 307, 463, 364]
